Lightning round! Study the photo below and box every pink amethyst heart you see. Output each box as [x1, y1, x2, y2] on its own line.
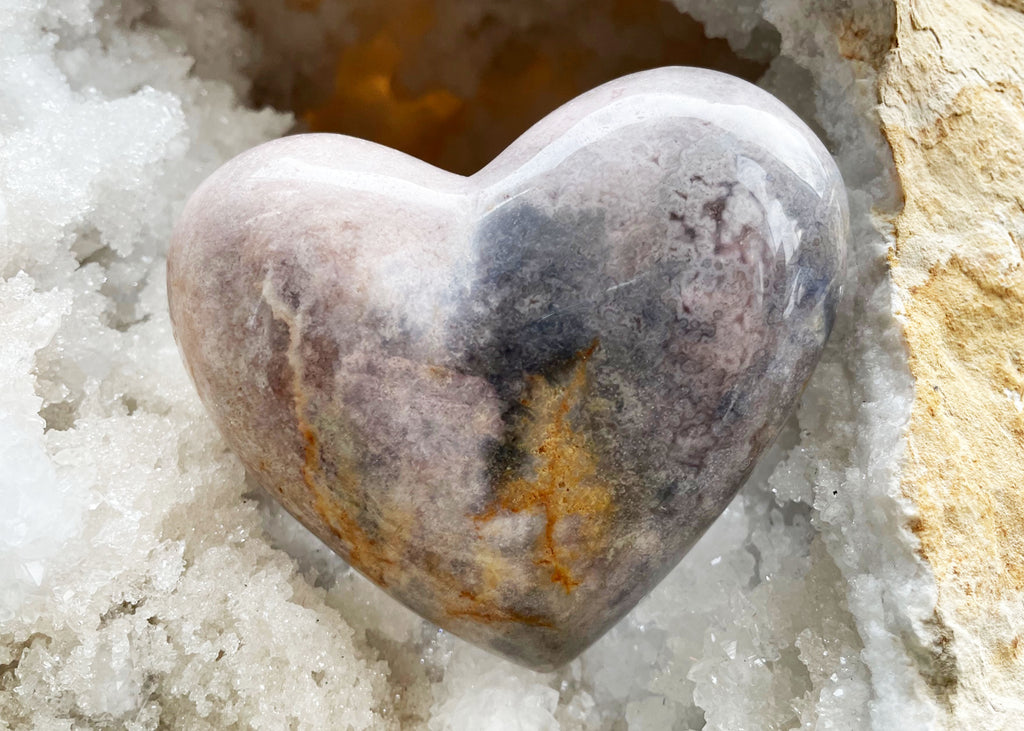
[168, 67, 847, 670]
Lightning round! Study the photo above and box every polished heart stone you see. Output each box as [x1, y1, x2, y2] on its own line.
[167, 67, 847, 671]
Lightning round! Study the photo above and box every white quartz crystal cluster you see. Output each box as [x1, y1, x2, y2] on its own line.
[0, 0, 932, 728]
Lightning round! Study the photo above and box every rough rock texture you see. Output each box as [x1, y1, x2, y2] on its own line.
[168, 68, 847, 670]
[880, 0, 1024, 725]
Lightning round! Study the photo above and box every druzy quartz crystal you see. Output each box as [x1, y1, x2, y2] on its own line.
[168, 67, 847, 670]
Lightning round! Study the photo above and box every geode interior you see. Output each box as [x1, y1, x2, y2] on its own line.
[167, 66, 847, 670]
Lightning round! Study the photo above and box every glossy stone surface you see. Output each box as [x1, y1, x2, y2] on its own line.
[167, 67, 847, 671]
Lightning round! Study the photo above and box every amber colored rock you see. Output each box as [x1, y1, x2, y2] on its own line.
[167, 67, 847, 669]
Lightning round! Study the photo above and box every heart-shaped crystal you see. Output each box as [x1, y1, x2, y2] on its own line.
[168, 67, 846, 670]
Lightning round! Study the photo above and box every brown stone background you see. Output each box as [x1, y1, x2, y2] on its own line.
[880, 0, 1024, 723]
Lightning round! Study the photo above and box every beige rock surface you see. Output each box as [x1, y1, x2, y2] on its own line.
[880, 0, 1024, 724]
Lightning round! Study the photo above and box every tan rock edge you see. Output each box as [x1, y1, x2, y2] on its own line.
[880, 0, 1024, 723]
